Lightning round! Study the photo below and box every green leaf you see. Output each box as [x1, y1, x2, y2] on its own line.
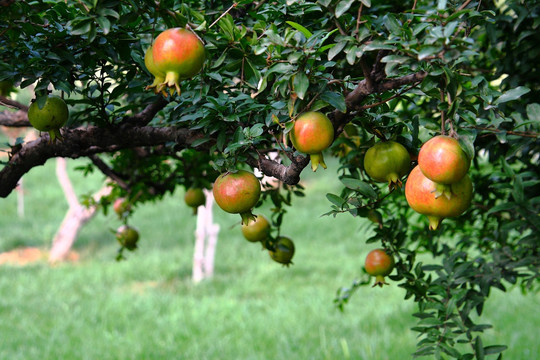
[475, 336, 485, 360]
[335, 0, 355, 18]
[341, 178, 377, 200]
[285, 21, 313, 38]
[359, 0, 371, 6]
[495, 86, 530, 104]
[328, 41, 347, 61]
[293, 72, 309, 100]
[526, 103, 540, 121]
[326, 193, 346, 207]
[486, 202, 515, 215]
[458, 135, 475, 160]
[320, 91, 346, 112]
[483, 345, 508, 355]
[383, 14, 402, 34]
[96, 16, 111, 35]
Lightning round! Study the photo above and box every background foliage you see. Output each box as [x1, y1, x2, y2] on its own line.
[1, 0, 539, 359]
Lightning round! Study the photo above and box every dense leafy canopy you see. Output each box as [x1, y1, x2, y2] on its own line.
[1, 0, 539, 358]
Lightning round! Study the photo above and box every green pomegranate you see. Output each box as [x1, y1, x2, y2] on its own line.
[364, 249, 395, 287]
[364, 141, 411, 188]
[184, 187, 206, 214]
[289, 111, 335, 171]
[116, 225, 140, 251]
[27, 95, 69, 142]
[0, 80, 13, 96]
[269, 236, 295, 266]
[213, 170, 261, 225]
[113, 197, 132, 218]
[241, 214, 271, 242]
[152, 28, 206, 96]
[405, 165, 473, 230]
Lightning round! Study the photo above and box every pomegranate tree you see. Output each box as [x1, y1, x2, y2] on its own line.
[213, 170, 261, 225]
[363, 140, 411, 188]
[418, 135, 470, 185]
[269, 236, 295, 266]
[241, 214, 271, 242]
[27, 95, 69, 142]
[184, 187, 206, 214]
[151, 28, 205, 96]
[364, 248, 395, 287]
[289, 111, 334, 171]
[405, 165, 473, 230]
[365, 249, 395, 287]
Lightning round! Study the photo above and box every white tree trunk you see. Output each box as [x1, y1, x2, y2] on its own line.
[48, 158, 111, 263]
[192, 189, 220, 283]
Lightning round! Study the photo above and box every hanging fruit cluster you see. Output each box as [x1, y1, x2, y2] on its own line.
[405, 135, 473, 230]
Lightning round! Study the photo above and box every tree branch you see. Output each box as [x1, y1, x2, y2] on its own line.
[0, 124, 207, 198]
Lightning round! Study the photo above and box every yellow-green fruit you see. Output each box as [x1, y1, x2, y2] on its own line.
[27, 95, 69, 142]
[364, 141, 411, 188]
[241, 214, 271, 242]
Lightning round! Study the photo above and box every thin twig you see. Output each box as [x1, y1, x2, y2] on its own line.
[355, 3, 364, 39]
[458, 0, 473, 11]
[440, 86, 446, 135]
[209, 3, 238, 29]
[360, 81, 421, 110]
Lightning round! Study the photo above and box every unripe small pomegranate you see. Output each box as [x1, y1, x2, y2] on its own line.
[184, 187, 206, 214]
[365, 249, 395, 287]
[269, 236, 295, 266]
[113, 197, 132, 218]
[241, 214, 271, 242]
[27, 95, 69, 142]
[116, 225, 139, 251]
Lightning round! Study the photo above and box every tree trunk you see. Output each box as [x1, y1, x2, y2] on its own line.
[48, 158, 111, 263]
[192, 189, 220, 283]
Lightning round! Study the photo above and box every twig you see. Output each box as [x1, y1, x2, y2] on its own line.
[0, 96, 29, 112]
[458, 0, 473, 11]
[360, 81, 421, 110]
[355, 3, 364, 39]
[209, 3, 238, 29]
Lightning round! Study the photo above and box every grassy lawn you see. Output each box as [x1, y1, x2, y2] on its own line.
[0, 158, 538, 359]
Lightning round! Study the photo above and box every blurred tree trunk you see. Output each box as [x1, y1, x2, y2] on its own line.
[192, 189, 220, 283]
[49, 158, 111, 263]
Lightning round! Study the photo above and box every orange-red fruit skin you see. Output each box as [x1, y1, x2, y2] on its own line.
[152, 28, 205, 80]
[405, 165, 473, 230]
[418, 135, 470, 184]
[290, 111, 334, 171]
[213, 170, 261, 214]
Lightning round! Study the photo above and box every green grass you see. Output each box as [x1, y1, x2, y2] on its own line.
[0, 158, 538, 359]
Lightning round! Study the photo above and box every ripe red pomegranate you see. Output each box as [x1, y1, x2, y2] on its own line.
[116, 225, 139, 251]
[365, 249, 395, 287]
[184, 187, 206, 214]
[269, 236, 295, 266]
[405, 165, 473, 230]
[289, 111, 334, 171]
[418, 135, 470, 184]
[213, 170, 261, 225]
[27, 95, 69, 142]
[144, 44, 166, 94]
[113, 197, 131, 218]
[241, 214, 271, 242]
[152, 28, 205, 95]
[364, 141, 411, 188]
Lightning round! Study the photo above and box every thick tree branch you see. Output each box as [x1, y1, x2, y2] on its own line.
[0, 110, 30, 127]
[0, 125, 206, 197]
